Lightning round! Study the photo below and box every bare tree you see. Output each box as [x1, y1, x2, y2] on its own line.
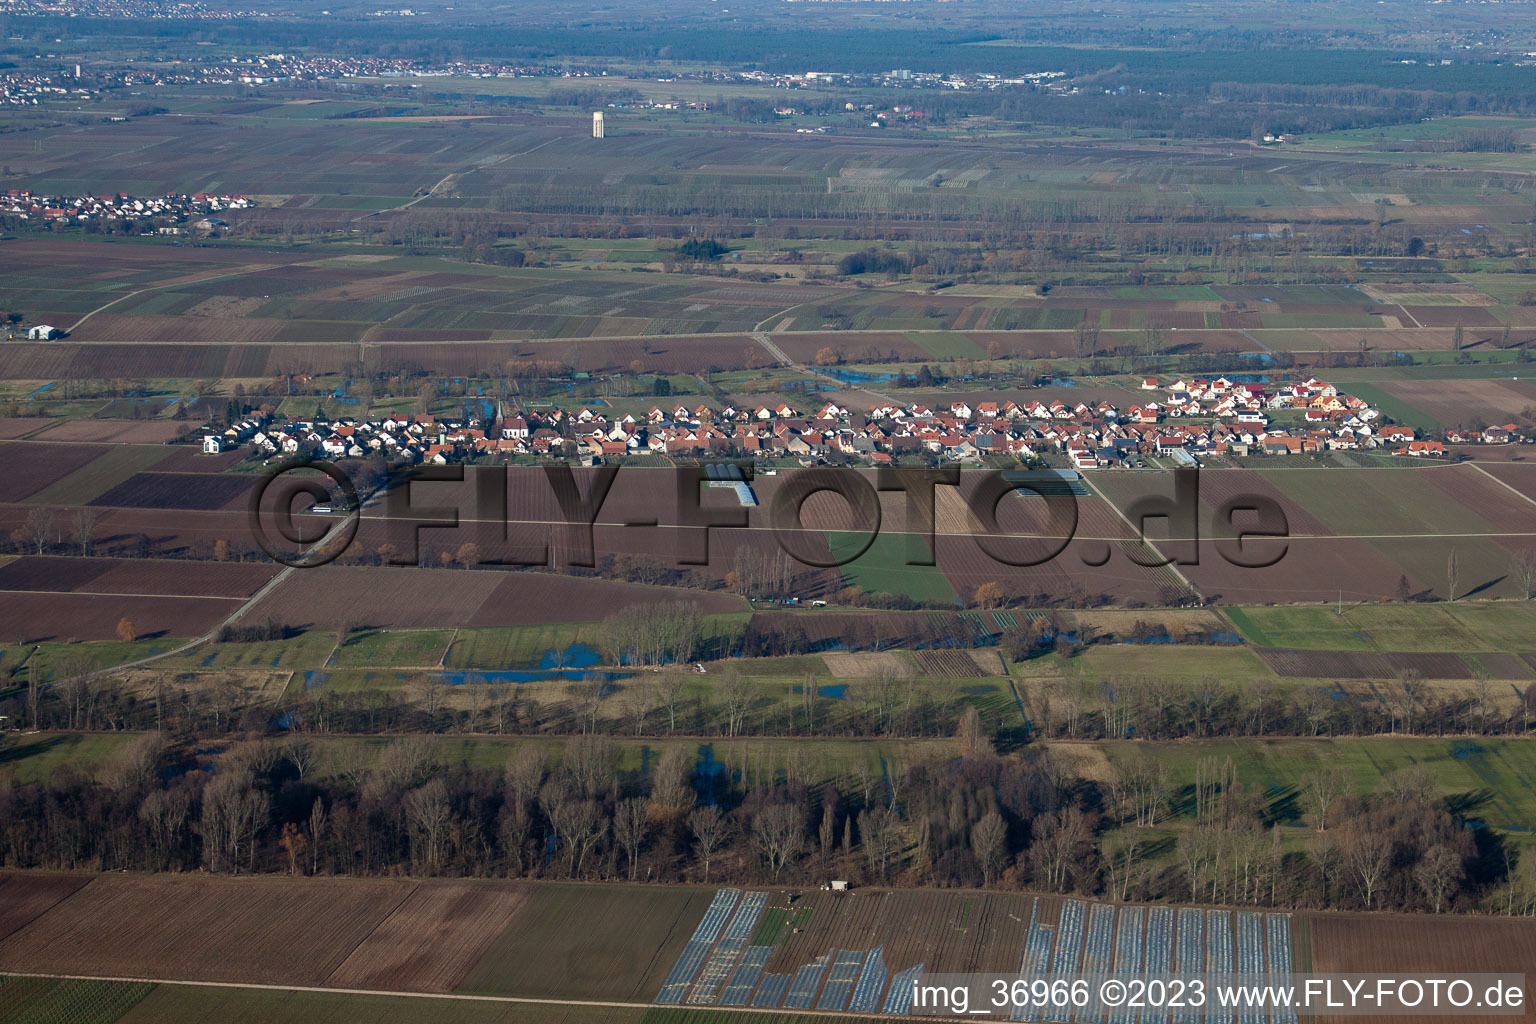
[139, 787, 191, 870]
[1414, 845, 1463, 913]
[1345, 827, 1392, 908]
[1030, 807, 1089, 893]
[752, 802, 805, 882]
[308, 797, 327, 875]
[200, 768, 269, 873]
[1514, 549, 1536, 601]
[658, 673, 689, 734]
[413, 673, 444, 724]
[1305, 766, 1350, 832]
[1305, 830, 1339, 904]
[563, 734, 618, 800]
[506, 746, 547, 805]
[613, 797, 651, 881]
[549, 798, 604, 877]
[1446, 547, 1459, 602]
[70, 506, 103, 556]
[719, 671, 757, 738]
[281, 737, 317, 780]
[1103, 831, 1142, 903]
[860, 806, 905, 883]
[375, 736, 439, 790]
[688, 804, 733, 883]
[404, 778, 454, 874]
[971, 810, 1006, 888]
[956, 704, 993, 758]
[22, 506, 55, 555]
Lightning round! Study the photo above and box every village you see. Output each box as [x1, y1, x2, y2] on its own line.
[0, 188, 250, 229]
[214, 373, 1528, 472]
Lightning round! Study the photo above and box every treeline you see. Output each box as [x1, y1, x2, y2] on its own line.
[3, 729, 1534, 918]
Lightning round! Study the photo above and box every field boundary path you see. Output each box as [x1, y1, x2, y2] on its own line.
[1469, 462, 1536, 510]
[0, 971, 882, 1022]
[750, 330, 897, 407]
[79, 564, 296, 680]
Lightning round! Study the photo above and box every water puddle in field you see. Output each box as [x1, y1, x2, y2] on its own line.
[536, 643, 602, 669]
[439, 668, 631, 685]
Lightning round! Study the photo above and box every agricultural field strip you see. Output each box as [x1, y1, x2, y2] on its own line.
[718, 945, 773, 1006]
[1107, 906, 1144, 1024]
[654, 887, 741, 1005]
[1266, 916, 1297, 1024]
[1234, 913, 1267, 1024]
[686, 890, 768, 1004]
[814, 948, 865, 1011]
[1143, 907, 1175, 1024]
[1075, 903, 1116, 1024]
[1207, 912, 1235, 1024]
[884, 962, 926, 1015]
[1172, 909, 1204, 1024]
[847, 945, 888, 1014]
[1053, 900, 1088, 979]
[782, 952, 830, 1010]
[1012, 902, 1051, 1023]
[751, 970, 791, 1008]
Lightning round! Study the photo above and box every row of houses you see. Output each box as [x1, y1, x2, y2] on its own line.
[220, 369, 1526, 471]
[1, 189, 250, 227]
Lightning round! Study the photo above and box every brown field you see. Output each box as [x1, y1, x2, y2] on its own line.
[1180, 537, 1408, 604]
[88, 471, 258, 510]
[0, 875, 412, 985]
[67, 313, 293, 344]
[150, 446, 250, 473]
[0, 591, 239, 641]
[0, 441, 111, 502]
[0, 343, 356, 379]
[0, 419, 49, 440]
[0, 874, 90, 943]
[1256, 647, 1476, 679]
[1381, 378, 1536, 427]
[325, 882, 531, 992]
[463, 570, 746, 627]
[932, 533, 1181, 607]
[1421, 464, 1536, 531]
[25, 419, 189, 444]
[913, 648, 990, 678]
[0, 555, 278, 598]
[240, 564, 745, 631]
[1478, 462, 1536, 504]
[820, 650, 912, 678]
[455, 883, 715, 1000]
[1307, 911, 1536, 1024]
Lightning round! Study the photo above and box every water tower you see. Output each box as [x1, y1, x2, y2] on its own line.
[592, 111, 605, 139]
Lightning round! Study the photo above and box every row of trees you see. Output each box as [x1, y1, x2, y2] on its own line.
[4, 728, 1533, 917]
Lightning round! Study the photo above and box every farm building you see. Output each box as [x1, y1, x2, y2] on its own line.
[26, 325, 59, 340]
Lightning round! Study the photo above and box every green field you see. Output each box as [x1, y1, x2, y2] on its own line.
[0, 976, 155, 1024]
[455, 885, 713, 1000]
[24, 446, 175, 506]
[1092, 736, 1536, 831]
[826, 530, 958, 605]
[330, 628, 456, 668]
[1226, 601, 1536, 651]
[0, 732, 138, 783]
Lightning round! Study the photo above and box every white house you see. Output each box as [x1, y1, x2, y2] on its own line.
[26, 325, 59, 340]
